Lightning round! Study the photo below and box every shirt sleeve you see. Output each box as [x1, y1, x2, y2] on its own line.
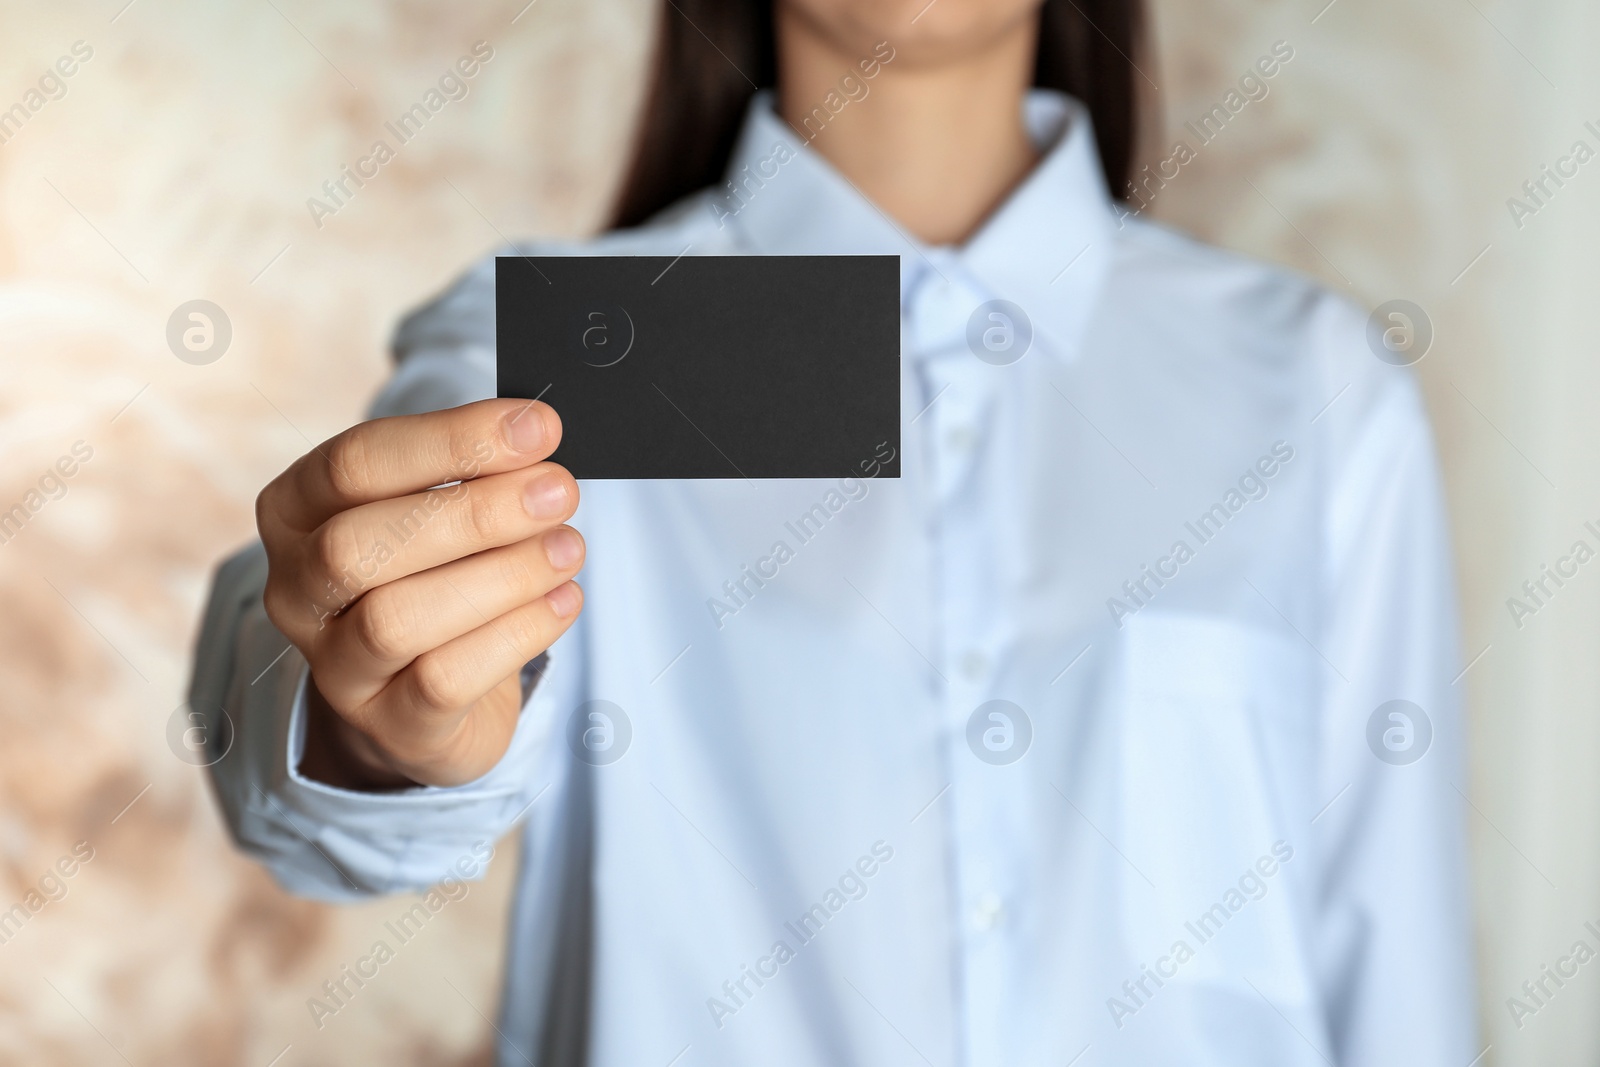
[1309, 302, 1479, 1064]
[191, 249, 584, 901]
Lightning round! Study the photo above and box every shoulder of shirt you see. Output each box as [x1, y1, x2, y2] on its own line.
[514, 188, 740, 259]
[390, 190, 735, 362]
[1110, 215, 1432, 464]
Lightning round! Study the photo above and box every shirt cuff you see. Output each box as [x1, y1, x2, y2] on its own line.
[280, 653, 550, 801]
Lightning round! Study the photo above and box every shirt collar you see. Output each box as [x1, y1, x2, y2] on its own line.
[717, 89, 1118, 365]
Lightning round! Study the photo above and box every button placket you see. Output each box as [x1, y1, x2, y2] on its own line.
[907, 256, 1033, 1065]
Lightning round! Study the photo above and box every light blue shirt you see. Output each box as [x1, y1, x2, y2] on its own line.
[193, 91, 1476, 1066]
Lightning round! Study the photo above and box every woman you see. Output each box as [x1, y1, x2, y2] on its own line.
[192, 0, 1476, 1063]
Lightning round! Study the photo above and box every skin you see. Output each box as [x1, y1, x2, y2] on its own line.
[266, 399, 583, 789]
[276, 0, 1048, 790]
[776, 0, 1045, 245]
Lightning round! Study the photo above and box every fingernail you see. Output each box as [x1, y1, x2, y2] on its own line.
[523, 473, 570, 519]
[544, 527, 583, 570]
[504, 405, 545, 453]
[547, 581, 581, 618]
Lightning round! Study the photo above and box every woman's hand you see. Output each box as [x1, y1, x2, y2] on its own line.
[256, 398, 583, 790]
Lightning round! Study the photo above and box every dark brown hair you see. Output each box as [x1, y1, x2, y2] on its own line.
[610, 0, 1143, 229]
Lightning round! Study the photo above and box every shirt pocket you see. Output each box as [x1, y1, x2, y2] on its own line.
[1112, 609, 1320, 1006]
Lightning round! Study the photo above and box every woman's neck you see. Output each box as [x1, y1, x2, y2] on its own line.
[775, 5, 1042, 247]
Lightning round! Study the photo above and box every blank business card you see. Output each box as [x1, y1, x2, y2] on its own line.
[496, 254, 901, 480]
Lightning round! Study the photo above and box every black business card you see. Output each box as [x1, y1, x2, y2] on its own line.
[496, 255, 901, 480]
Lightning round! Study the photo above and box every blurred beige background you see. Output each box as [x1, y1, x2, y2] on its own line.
[0, 0, 1593, 1063]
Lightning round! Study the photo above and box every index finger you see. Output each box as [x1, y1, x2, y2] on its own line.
[264, 398, 562, 533]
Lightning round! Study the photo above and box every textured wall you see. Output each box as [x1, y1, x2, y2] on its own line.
[0, 1, 649, 1063]
[0, 0, 1592, 1063]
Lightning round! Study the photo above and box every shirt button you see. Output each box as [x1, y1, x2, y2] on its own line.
[972, 891, 1005, 931]
[961, 651, 989, 681]
[945, 425, 977, 453]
